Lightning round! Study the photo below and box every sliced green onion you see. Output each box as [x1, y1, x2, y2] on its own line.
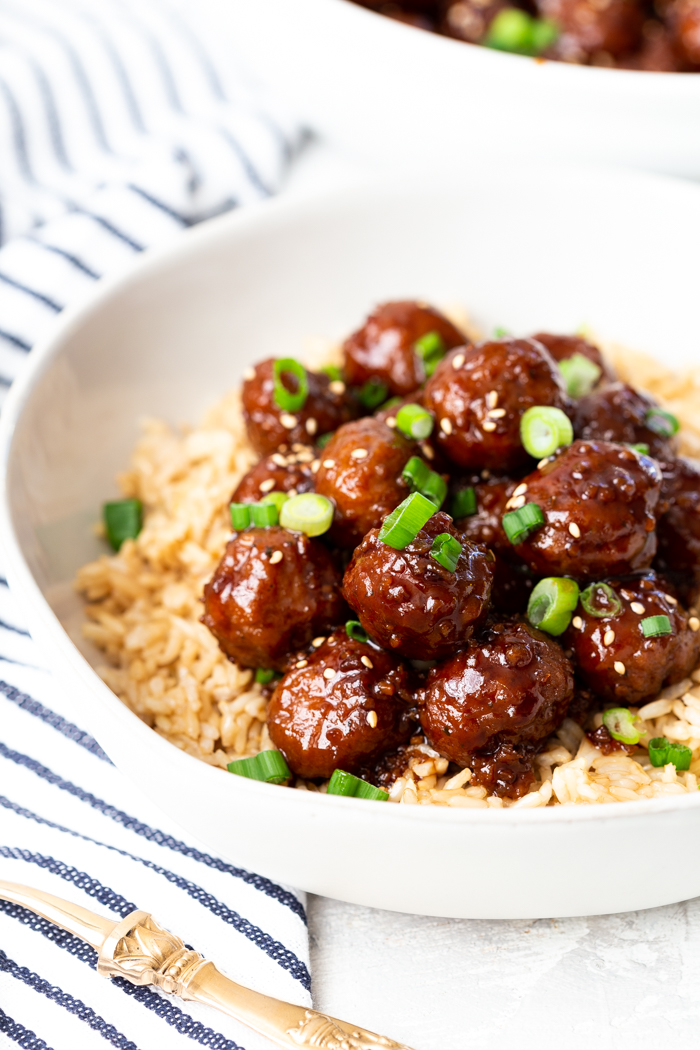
[104, 499, 143, 551]
[316, 432, 334, 449]
[260, 491, 289, 513]
[627, 443, 650, 455]
[228, 749, 291, 784]
[602, 708, 640, 746]
[668, 743, 692, 771]
[327, 769, 388, 801]
[452, 487, 477, 519]
[396, 403, 434, 440]
[530, 16, 559, 52]
[402, 455, 431, 493]
[346, 620, 369, 644]
[250, 502, 279, 527]
[484, 8, 558, 55]
[422, 471, 447, 508]
[273, 358, 308, 413]
[279, 492, 334, 536]
[493, 326, 510, 338]
[230, 502, 251, 531]
[320, 364, 343, 382]
[645, 407, 679, 439]
[558, 352, 601, 398]
[502, 502, 545, 545]
[255, 668, 277, 685]
[379, 396, 402, 413]
[430, 533, 462, 572]
[580, 582, 623, 619]
[641, 614, 673, 638]
[414, 331, 446, 377]
[520, 406, 574, 459]
[648, 736, 670, 767]
[379, 492, 435, 550]
[358, 379, 389, 410]
[527, 577, 580, 636]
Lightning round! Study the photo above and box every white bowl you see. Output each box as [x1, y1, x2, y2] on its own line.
[2, 164, 700, 920]
[210, 0, 700, 178]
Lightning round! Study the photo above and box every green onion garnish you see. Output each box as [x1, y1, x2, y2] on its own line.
[527, 577, 580, 636]
[647, 736, 692, 770]
[316, 432, 334, 449]
[414, 331, 446, 377]
[602, 708, 640, 746]
[346, 620, 369, 643]
[250, 502, 279, 527]
[255, 668, 278, 685]
[402, 455, 431, 493]
[230, 502, 251, 531]
[580, 582, 623, 619]
[327, 769, 389, 801]
[668, 743, 692, 770]
[502, 502, 545, 545]
[627, 443, 650, 455]
[493, 326, 510, 338]
[422, 471, 447, 508]
[228, 749, 291, 784]
[396, 403, 434, 440]
[279, 492, 334, 536]
[379, 492, 436, 550]
[641, 614, 673, 638]
[103, 499, 143, 551]
[520, 406, 574, 459]
[558, 352, 602, 398]
[273, 358, 308, 413]
[320, 364, 343, 382]
[260, 491, 289, 513]
[430, 533, 462, 572]
[452, 487, 477, 519]
[379, 396, 403, 413]
[484, 8, 558, 56]
[358, 379, 389, 410]
[530, 16, 559, 52]
[644, 407, 679, 439]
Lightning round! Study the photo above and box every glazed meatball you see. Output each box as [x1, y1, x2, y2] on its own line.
[423, 338, 569, 471]
[515, 440, 662, 580]
[315, 417, 418, 548]
[343, 511, 495, 660]
[538, 0, 643, 59]
[532, 332, 612, 385]
[202, 527, 345, 671]
[565, 571, 700, 705]
[573, 382, 677, 460]
[655, 457, 700, 574]
[420, 620, 574, 785]
[666, 0, 700, 65]
[231, 449, 315, 504]
[267, 628, 416, 779]
[242, 358, 355, 456]
[342, 300, 465, 400]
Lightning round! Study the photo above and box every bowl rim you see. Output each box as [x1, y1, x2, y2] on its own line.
[330, 0, 700, 90]
[2, 172, 700, 830]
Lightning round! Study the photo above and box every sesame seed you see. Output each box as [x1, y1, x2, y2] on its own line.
[322, 458, 336, 468]
[311, 459, 321, 474]
[452, 353, 465, 370]
[568, 522, 581, 538]
[287, 488, 298, 497]
[323, 667, 336, 680]
[440, 417, 453, 435]
[481, 469, 491, 480]
[482, 420, 497, 432]
[421, 442, 435, 460]
[269, 550, 283, 565]
[507, 494, 526, 511]
[305, 418, 318, 436]
[572, 616, 583, 630]
[351, 448, 368, 460]
[486, 390, 498, 409]
[271, 453, 287, 467]
[292, 443, 306, 453]
[296, 450, 314, 463]
[361, 655, 373, 668]
[296, 659, 308, 668]
[537, 458, 549, 470]
[259, 478, 276, 493]
[664, 593, 678, 605]
[243, 367, 255, 381]
[489, 408, 506, 419]
[329, 379, 346, 395]
[614, 661, 626, 676]
[280, 413, 297, 429]
[630, 602, 646, 615]
[621, 589, 635, 601]
[386, 416, 397, 428]
[690, 617, 700, 632]
[312, 636, 325, 647]
[512, 483, 528, 498]
[367, 711, 378, 728]
[604, 629, 616, 646]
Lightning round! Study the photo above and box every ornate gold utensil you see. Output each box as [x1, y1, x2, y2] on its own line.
[0, 879, 415, 1049]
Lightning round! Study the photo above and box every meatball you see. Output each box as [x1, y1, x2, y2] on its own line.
[565, 571, 700, 705]
[537, 0, 643, 59]
[342, 300, 465, 400]
[532, 332, 612, 385]
[201, 527, 345, 671]
[267, 628, 416, 779]
[423, 337, 569, 471]
[573, 382, 677, 460]
[343, 511, 495, 661]
[515, 440, 662, 580]
[315, 417, 418, 547]
[231, 449, 315, 504]
[655, 456, 700, 574]
[420, 620, 574, 788]
[666, 0, 700, 65]
[242, 358, 355, 456]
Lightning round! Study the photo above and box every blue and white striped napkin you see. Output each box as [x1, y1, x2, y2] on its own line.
[0, 2, 311, 1047]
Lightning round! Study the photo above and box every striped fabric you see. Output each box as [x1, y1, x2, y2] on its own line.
[0, 2, 309, 1046]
